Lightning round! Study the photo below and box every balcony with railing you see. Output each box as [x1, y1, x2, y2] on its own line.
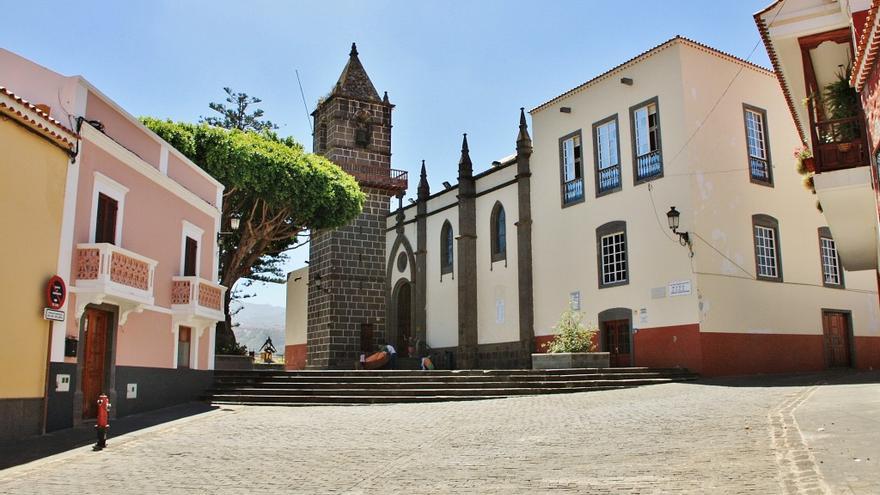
[562, 178, 584, 205]
[74, 243, 158, 323]
[597, 165, 621, 194]
[342, 163, 408, 193]
[811, 116, 869, 173]
[635, 150, 662, 181]
[171, 276, 226, 323]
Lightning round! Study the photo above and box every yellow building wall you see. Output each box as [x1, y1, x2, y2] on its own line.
[0, 118, 69, 399]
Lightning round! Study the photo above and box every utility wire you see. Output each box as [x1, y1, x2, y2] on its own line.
[295, 69, 313, 133]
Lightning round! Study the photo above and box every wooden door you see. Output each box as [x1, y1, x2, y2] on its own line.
[183, 237, 198, 276]
[822, 311, 851, 368]
[177, 326, 191, 368]
[82, 308, 110, 419]
[603, 319, 631, 367]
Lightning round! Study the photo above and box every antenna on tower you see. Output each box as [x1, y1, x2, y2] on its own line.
[295, 69, 313, 133]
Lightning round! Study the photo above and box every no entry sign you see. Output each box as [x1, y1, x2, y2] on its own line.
[46, 275, 66, 310]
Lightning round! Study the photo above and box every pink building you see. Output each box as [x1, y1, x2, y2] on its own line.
[1, 49, 226, 430]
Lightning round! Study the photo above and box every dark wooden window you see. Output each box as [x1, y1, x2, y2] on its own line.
[596, 221, 628, 288]
[440, 220, 454, 274]
[743, 104, 774, 186]
[630, 97, 663, 184]
[818, 227, 844, 288]
[559, 130, 585, 206]
[753, 214, 783, 282]
[593, 114, 622, 196]
[95, 193, 118, 244]
[177, 326, 191, 369]
[490, 202, 506, 262]
[184, 237, 198, 276]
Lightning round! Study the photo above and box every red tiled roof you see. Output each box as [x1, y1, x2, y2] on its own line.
[530, 35, 774, 114]
[754, 5, 809, 145]
[0, 86, 77, 151]
[851, 0, 880, 91]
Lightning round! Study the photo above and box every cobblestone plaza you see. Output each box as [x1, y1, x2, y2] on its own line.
[2, 374, 877, 494]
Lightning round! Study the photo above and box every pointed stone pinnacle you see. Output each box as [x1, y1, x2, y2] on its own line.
[350, 42, 358, 57]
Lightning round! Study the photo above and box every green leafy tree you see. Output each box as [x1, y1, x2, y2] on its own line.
[141, 118, 364, 352]
[543, 305, 598, 353]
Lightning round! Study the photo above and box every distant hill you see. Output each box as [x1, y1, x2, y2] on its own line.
[231, 302, 285, 353]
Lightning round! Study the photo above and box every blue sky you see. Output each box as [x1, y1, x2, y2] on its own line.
[1, 0, 775, 307]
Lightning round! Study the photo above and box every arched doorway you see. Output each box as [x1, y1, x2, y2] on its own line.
[393, 281, 413, 356]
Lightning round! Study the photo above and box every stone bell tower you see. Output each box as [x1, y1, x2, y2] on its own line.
[306, 43, 407, 369]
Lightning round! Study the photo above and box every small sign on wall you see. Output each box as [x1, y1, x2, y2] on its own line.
[55, 374, 70, 392]
[639, 308, 648, 325]
[668, 280, 692, 297]
[569, 291, 581, 310]
[126, 383, 138, 399]
[43, 308, 65, 322]
[495, 299, 505, 324]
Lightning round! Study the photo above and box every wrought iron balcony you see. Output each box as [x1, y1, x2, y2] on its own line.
[342, 163, 408, 193]
[562, 178, 584, 205]
[171, 276, 226, 323]
[812, 116, 869, 173]
[635, 150, 662, 181]
[598, 164, 621, 194]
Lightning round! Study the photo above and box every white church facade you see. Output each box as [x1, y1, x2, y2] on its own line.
[287, 36, 880, 375]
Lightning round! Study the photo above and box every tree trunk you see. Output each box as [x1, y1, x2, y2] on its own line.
[215, 283, 237, 353]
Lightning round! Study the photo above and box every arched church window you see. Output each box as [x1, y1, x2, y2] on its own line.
[440, 221, 454, 274]
[491, 202, 506, 262]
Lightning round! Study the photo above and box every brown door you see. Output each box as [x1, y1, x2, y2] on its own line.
[177, 326, 191, 368]
[822, 311, 851, 368]
[183, 237, 198, 276]
[82, 308, 111, 419]
[603, 319, 631, 367]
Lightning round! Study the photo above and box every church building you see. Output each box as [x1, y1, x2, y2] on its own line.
[287, 37, 880, 376]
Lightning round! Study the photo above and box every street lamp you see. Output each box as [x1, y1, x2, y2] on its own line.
[217, 214, 241, 240]
[666, 206, 692, 253]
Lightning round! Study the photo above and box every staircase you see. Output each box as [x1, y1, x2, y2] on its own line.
[206, 368, 698, 406]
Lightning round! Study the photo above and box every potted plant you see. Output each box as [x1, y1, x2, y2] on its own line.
[532, 305, 610, 369]
[794, 145, 814, 174]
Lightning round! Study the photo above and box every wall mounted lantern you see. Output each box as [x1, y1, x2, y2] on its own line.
[217, 214, 241, 240]
[666, 206, 693, 255]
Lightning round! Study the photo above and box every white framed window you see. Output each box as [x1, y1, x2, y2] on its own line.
[631, 97, 663, 182]
[596, 120, 619, 170]
[753, 214, 782, 281]
[755, 226, 778, 278]
[820, 238, 840, 285]
[819, 228, 843, 288]
[180, 221, 204, 277]
[593, 116, 621, 195]
[601, 232, 627, 285]
[559, 131, 584, 206]
[89, 172, 129, 245]
[744, 105, 772, 184]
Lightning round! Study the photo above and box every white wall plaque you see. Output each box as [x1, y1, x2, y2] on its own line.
[55, 374, 70, 392]
[127, 383, 138, 399]
[569, 291, 581, 310]
[668, 280, 692, 297]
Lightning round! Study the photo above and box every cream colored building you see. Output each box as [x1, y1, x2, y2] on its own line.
[288, 36, 880, 374]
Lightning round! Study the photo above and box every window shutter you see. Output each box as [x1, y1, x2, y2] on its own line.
[563, 138, 575, 181]
[609, 121, 618, 166]
[635, 107, 649, 156]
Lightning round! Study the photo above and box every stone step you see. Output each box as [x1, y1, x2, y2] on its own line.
[210, 377, 691, 391]
[213, 371, 692, 384]
[207, 386, 630, 405]
[208, 381, 677, 397]
[213, 367, 694, 379]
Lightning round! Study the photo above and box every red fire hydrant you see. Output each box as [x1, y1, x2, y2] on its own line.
[95, 393, 111, 450]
